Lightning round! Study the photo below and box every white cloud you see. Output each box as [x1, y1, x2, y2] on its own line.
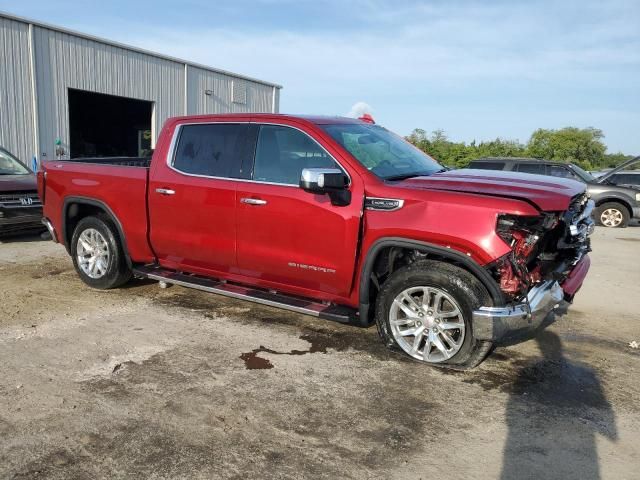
[346, 102, 373, 118]
[107, 0, 639, 151]
[125, 2, 639, 88]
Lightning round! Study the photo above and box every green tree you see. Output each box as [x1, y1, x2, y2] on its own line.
[406, 129, 527, 168]
[602, 152, 634, 169]
[526, 127, 606, 170]
[407, 126, 632, 170]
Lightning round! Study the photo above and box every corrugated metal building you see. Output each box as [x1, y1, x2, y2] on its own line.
[0, 11, 282, 166]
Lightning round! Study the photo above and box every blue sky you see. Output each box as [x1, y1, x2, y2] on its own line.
[3, 0, 639, 153]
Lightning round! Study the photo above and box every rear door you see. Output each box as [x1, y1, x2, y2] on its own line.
[235, 122, 363, 299]
[148, 120, 254, 275]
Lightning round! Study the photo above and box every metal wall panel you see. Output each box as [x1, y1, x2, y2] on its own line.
[187, 66, 276, 115]
[0, 17, 35, 165]
[33, 25, 185, 160]
[1, 12, 281, 163]
[273, 87, 280, 114]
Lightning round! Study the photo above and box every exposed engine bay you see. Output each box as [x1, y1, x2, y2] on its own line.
[494, 193, 594, 301]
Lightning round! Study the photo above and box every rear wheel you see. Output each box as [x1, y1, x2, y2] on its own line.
[71, 215, 131, 289]
[375, 260, 493, 369]
[595, 202, 629, 228]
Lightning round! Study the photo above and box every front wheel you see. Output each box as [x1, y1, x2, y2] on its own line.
[71, 215, 131, 289]
[375, 260, 493, 369]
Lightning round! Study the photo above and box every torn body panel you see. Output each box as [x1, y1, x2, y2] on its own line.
[494, 195, 594, 301]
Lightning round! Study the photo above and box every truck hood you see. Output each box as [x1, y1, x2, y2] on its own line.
[395, 169, 585, 211]
[0, 174, 38, 193]
[596, 155, 640, 185]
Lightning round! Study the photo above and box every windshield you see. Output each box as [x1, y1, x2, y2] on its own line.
[321, 123, 442, 180]
[0, 149, 30, 175]
[568, 164, 595, 182]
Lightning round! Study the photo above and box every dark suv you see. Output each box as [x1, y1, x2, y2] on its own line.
[468, 157, 640, 228]
[0, 147, 44, 236]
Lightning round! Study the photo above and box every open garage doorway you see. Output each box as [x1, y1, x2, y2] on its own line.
[68, 89, 153, 159]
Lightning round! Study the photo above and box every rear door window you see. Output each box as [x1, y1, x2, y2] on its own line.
[549, 165, 576, 179]
[516, 163, 547, 175]
[252, 125, 341, 185]
[468, 161, 505, 170]
[611, 173, 639, 186]
[172, 123, 250, 178]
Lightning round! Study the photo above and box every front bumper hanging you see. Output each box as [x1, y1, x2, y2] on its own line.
[472, 254, 590, 343]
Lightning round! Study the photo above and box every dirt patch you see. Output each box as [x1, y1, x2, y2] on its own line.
[30, 267, 70, 279]
[2, 229, 640, 479]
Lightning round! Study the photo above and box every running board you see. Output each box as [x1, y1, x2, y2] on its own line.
[133, 265, 355, 324]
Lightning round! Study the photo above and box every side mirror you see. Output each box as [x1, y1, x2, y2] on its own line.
[299, 168, 351, 206]
[300, 168, 348, 192]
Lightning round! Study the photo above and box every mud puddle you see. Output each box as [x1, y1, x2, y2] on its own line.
[239, 333, 337, 369]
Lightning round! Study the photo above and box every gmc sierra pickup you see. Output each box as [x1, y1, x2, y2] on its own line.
[38, 114, 593, 368]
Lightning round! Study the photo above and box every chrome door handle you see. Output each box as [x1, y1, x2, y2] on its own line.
[156, 188, 175, 195]
[240, 198, 267, 205]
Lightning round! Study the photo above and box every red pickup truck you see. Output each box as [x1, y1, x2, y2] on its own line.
[38, 114, 593, 368]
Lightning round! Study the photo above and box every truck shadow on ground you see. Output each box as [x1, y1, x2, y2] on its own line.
[499, 330, 617, 480]
[431, 306, 619, 480]
[0, 232, 47, 244]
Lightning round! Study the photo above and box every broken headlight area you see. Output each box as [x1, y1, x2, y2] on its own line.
[493, 203, 592, 300]
[494, 214, 553, 297]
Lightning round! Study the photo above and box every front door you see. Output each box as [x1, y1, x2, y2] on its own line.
[148, 121, 253, 275]
[236, 123, 363, 299]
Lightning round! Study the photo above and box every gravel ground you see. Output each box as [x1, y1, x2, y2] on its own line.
[0, 226, 638, 479]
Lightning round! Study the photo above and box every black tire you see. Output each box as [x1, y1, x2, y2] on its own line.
[375, 259, 493, 369]
[70, 215, 131, 289]
[595, 202, 629, 228]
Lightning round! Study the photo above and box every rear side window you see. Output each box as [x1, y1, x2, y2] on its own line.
[172, 123, 248, 178]
[516, 163, 547, 175]
[611, 173, 639, 186]
[468, 161, 505, 170]
[252, 125, 340, 185]
[548, 165, 575, 179]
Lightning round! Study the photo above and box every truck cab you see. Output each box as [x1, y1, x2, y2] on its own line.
[39, 114, 593, 368]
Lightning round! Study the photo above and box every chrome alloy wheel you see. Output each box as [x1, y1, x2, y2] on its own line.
[76, 228, 110, 279]
[600, 208, 623, 227]
[389, 286, 465, 363]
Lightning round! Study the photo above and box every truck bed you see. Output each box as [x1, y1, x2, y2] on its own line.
[40, 160, 154, 262]
[67, 157, 151, 168]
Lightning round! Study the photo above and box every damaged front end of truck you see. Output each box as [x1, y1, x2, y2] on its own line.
[473, 193, 594, 343]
